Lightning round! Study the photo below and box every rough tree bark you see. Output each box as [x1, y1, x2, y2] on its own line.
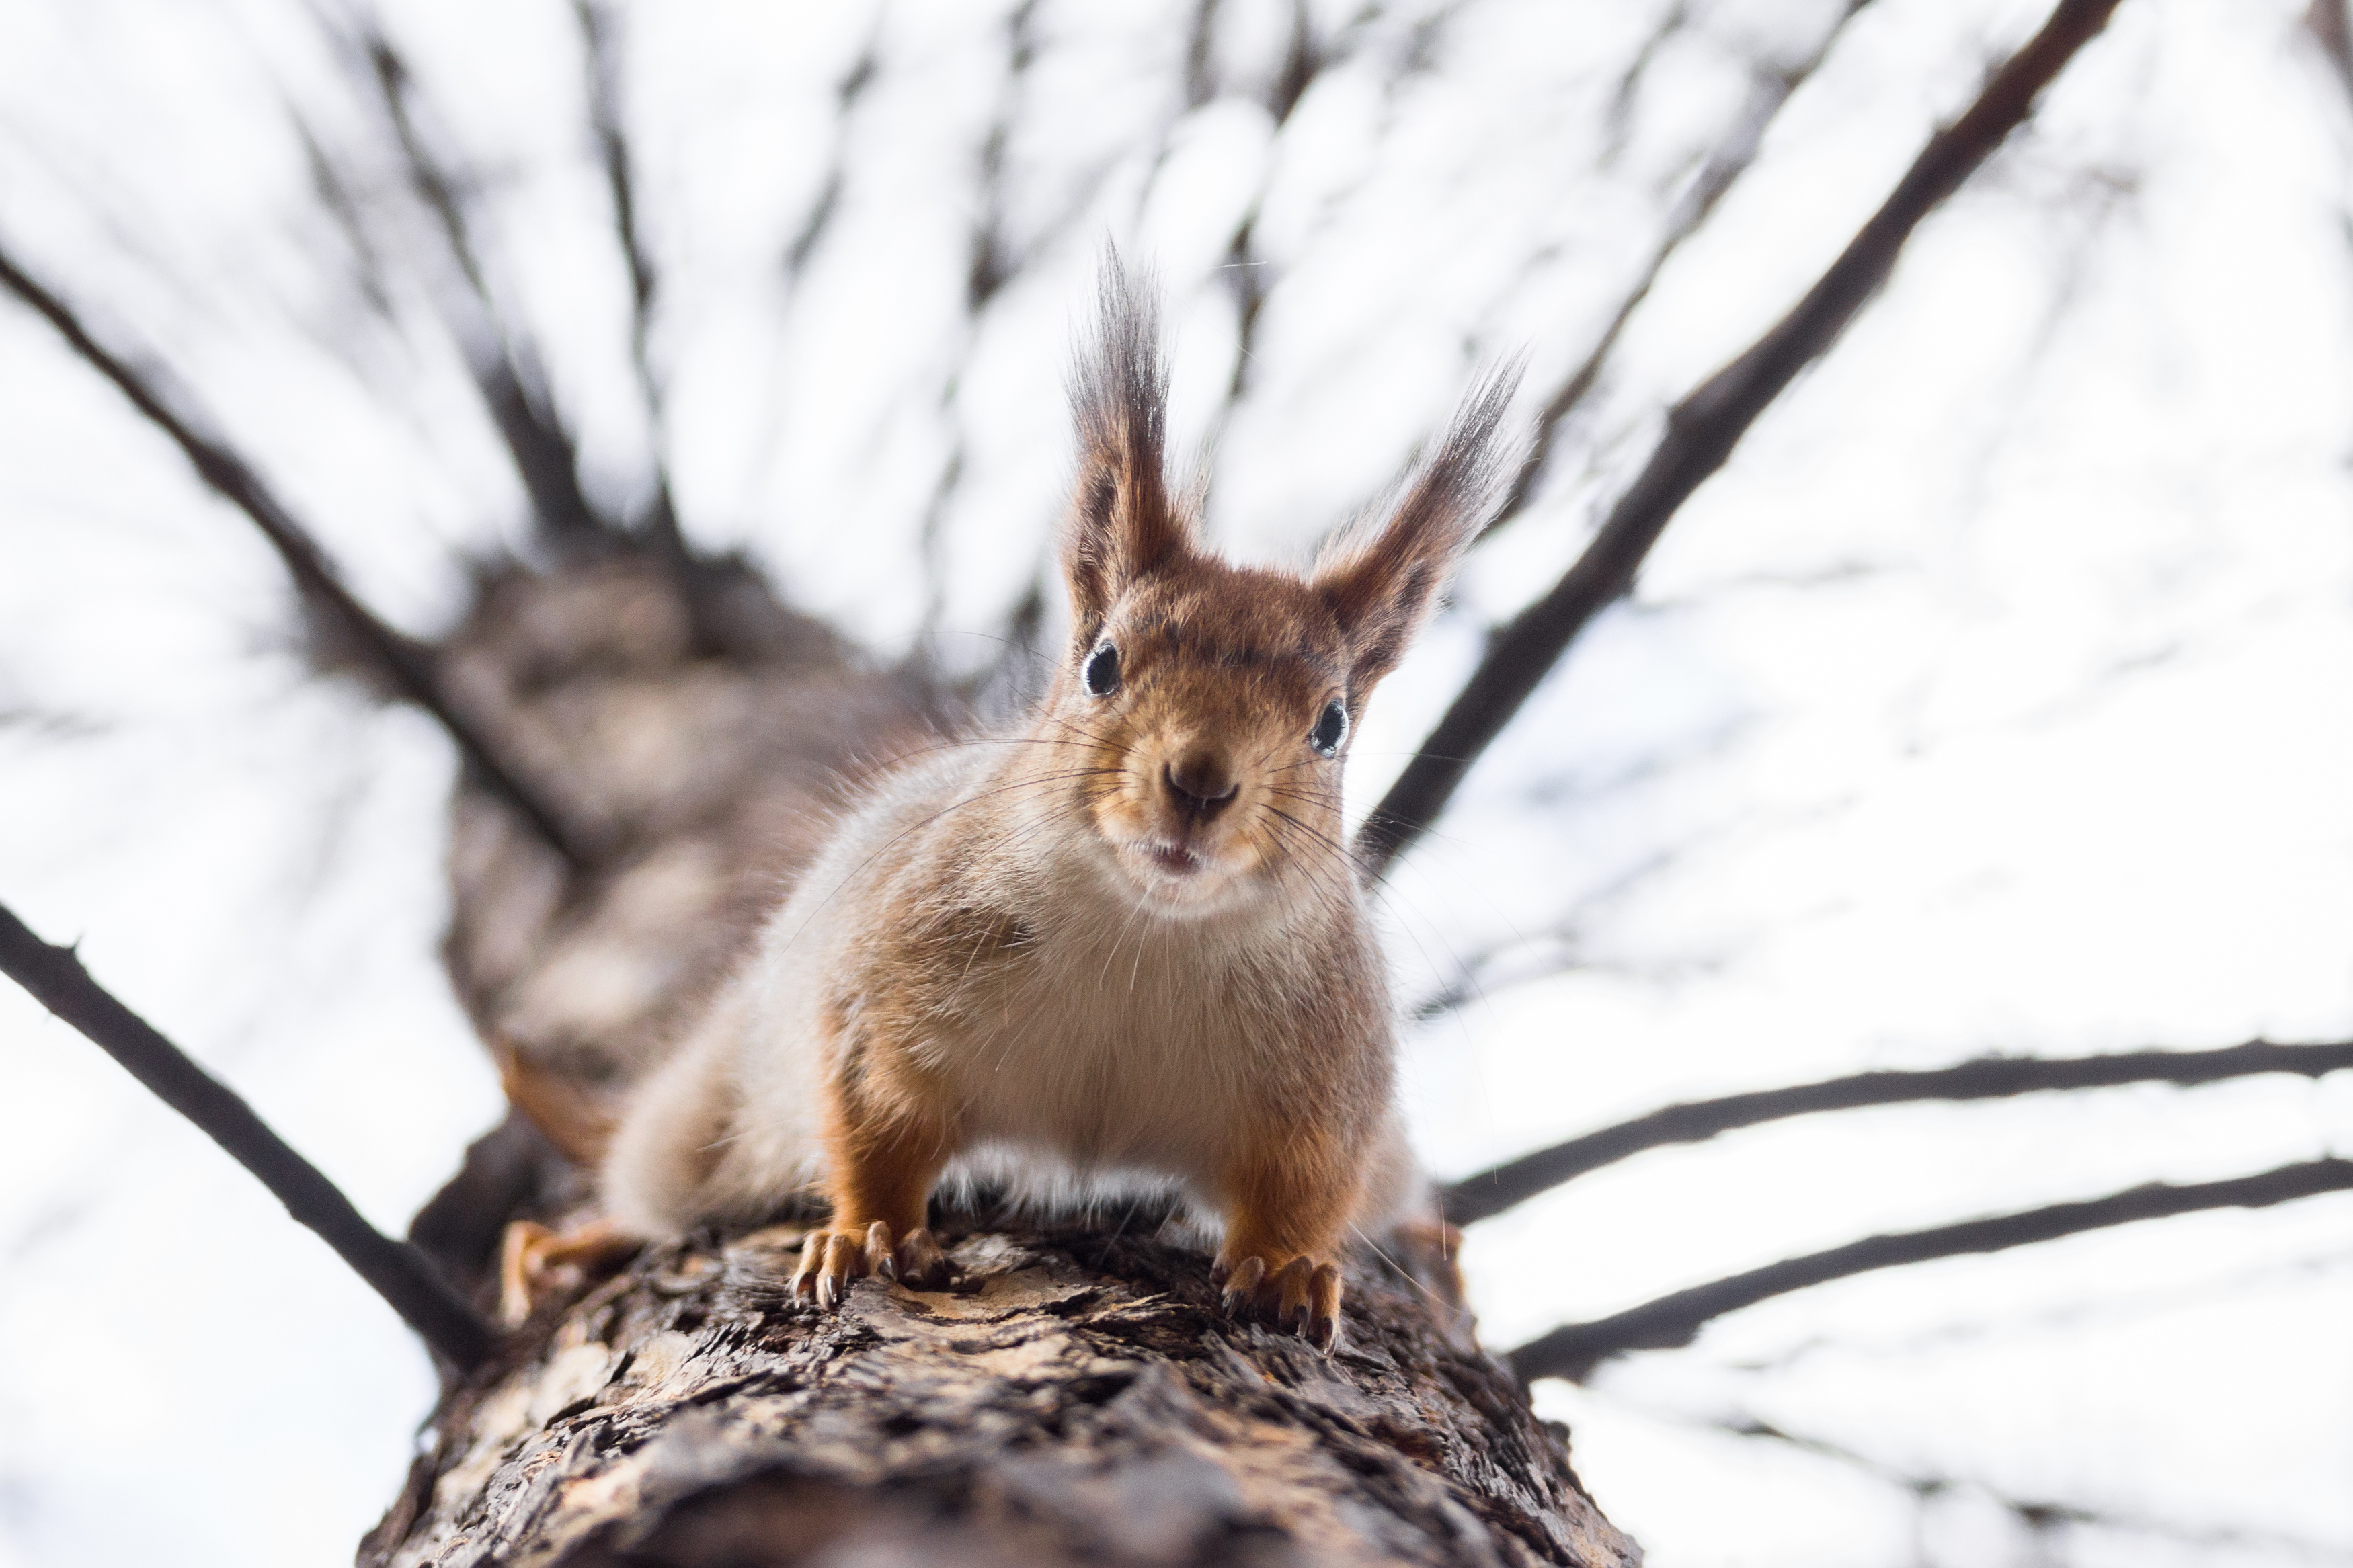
[362, 549, 1637, 1567]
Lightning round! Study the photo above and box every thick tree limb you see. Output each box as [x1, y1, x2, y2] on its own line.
[0, 900, 495, 1369]
[1509, 1157, 2353, 1385]
[1357, 0, 2126, 875]
[0, 245, 606, 869]
[363, 1221, 1636, 1567]
[1445, 1038, 2353, 1225]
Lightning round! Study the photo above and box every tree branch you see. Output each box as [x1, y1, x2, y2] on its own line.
[572, 0, 734, 651]
[0, 245, 607, 869]
[2307, 0, 2353, 98]
[1484, 0, 1880, 544]
[1357, 0, 2126, 875]
[358, 27, 608, 550]
[1509, 1157, 2353, 1385]
[0, 901, 495, 1369]
[1445, 1038, 2353, 1225]
[1709, 1410, 2346, 1555]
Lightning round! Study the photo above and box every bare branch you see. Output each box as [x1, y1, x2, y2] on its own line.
[1708, 1411, 2350, 1555]
[1446, 1038, 2353, 1225]
[0, 901, 495, 1368]
[357, 26, 608, 550]
[783, 42, 879, 284]
[575, 0, 655, 349]
[1185, 0, 1222, 108]
[1357, 0, 2126, 876]
[1509, 1157, 2353, 1384]
[966, 1, 1038, 317]
[1486, 0, 1879, 544]
[1266, 0, 1322, 125]
[572, 0, 739, 652]
[918, 3, 1039, 638]
[2307, 0, 2353, 98]
[0, 244, 606, 868]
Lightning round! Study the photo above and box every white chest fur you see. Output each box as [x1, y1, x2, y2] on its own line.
[919, 891, 1281, 1184]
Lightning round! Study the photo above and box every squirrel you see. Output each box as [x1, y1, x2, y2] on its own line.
[522, 260, 1515, 1350]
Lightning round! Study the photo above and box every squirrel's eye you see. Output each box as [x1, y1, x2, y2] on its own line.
[1310, 700, 1349, 757]
[1082, 640, 1121, 698]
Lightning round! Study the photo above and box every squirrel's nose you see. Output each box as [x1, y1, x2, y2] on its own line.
[1164, 751, 1238, 823]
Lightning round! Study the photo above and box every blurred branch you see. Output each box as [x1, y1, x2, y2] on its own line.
[1707, 1410, 2349, 1555]
[2308, 0, 2353, 98]
[576, 0, 656, 376]
[965, 1, 1037, 317]
[1268, 0, 1323, 124]
[1485, 0, 1878, 544]
[922, 3, 1043, 640]
[0, 900, 495, 1369]
[1509, 1157, 2353, 1384]
[1730, 1243, 2353, 1375]
[1445, 1038, 2353, 1225]
[1185, 0, 1219, 108]
[357, 25, 608, 550]
[1597, 1, 1692, 166]
[572, 0, 730, 649]
[785, 40, 879, 282]
[1357, 0, 2126, 876]
[0, 245, 606, 869]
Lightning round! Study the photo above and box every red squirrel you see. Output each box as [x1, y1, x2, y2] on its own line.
[582, 261, 1514, 1349]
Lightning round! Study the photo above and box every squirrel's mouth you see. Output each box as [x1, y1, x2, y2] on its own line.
[1140, 841, 1202, 877]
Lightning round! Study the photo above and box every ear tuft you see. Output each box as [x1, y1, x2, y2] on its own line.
[1314, 363, 1521, 692]
[1062, 249, 1188, 634]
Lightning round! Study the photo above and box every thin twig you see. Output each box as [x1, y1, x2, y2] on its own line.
[1705, 1409, 2350, 1555]
[2307, 0, 2353, 98]
[1357, 0, 2126, 875]
[1486, 0, 1879, 542]
[0, 901, 497, 1368]
[1446, 1038, 2353, 1225]
[0, 244, 606, 869]
[784, 40, 879, 283]
[571, 0, 727, 649]
[360, 26, 606, 549]
[1509, 1157, 2353, 1384]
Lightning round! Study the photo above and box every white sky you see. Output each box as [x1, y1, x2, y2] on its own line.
[0, 1, 2348, 1564]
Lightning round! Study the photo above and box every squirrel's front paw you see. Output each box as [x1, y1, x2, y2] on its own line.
[1211, 1251, 1343, 1352]
[790, 1221, 958, 1309]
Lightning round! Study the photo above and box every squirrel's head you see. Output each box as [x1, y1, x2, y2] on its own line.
[1039, 257, 1516, 917]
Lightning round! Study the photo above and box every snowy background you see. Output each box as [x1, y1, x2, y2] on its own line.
[1, 0, 2350, 1563]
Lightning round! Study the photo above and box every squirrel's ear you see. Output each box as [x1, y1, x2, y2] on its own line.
[1062, 253, 1188, 634]
[1313, 366, 1519, 692]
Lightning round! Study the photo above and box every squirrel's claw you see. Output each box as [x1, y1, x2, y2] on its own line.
[1271, 1257, 1317, 1332]
[790, 1230, 859, 1309]
[1219, 1254, 1267, 1319]
[790, 1222, 961, 1309]
[821, 1233, 860, 1309]
[893, 1225, 958, 1290]
[861, 1221, 898, 1282]
[1305, 1262, 1342, 1352]
[1214, 1251, 1343, 1352]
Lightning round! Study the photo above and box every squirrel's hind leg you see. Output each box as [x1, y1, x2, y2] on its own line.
[497, 1216, 637, 1327]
